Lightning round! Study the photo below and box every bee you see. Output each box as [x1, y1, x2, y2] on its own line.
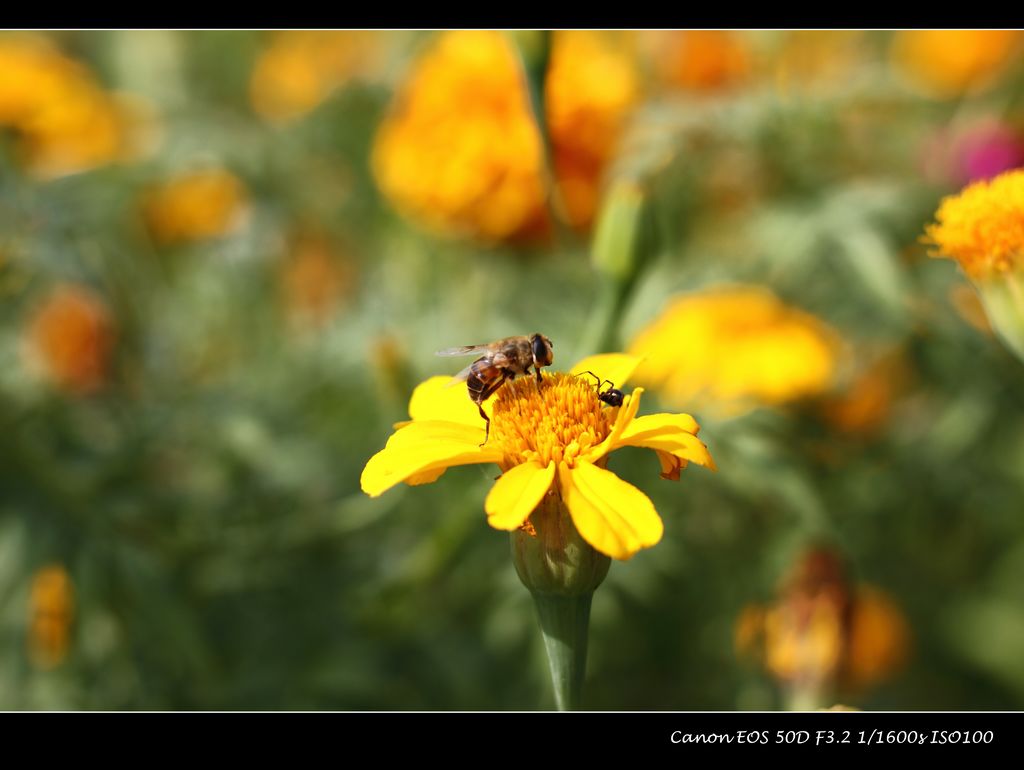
[437, 333, 555, 444]
[575, 370, 625, 407]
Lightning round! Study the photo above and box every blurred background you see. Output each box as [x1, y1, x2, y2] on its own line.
[3, 29, 1024, 710]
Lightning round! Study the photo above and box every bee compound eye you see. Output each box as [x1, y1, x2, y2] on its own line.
[532, 334, 548, 364]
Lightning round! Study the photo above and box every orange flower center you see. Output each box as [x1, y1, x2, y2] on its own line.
[490, 372, 615, 470]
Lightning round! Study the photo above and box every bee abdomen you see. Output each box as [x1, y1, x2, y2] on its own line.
[466, 373, 488, 403]
[466, 359, 507, 405]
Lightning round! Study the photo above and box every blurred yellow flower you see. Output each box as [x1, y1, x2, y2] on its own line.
[280, 231, 353, 327]
[891, 30, 1024, 97]
[372, 30, 637, 241]
[736, 547, 909, 700]
[0, 36, 134, 178]
[628, 287, 839, 415]
[925, 169, 1024, 281]
[361, 354, 715, 560]
[28, 564, 75, 670]
[26, 284, 114, 394]
[250, 31, 384, 123]
[647, 30, 751, 92]
[143, 169, 248, 245]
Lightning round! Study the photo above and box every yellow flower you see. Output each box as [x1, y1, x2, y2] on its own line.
[361, 353, 715, 561]
[250, 31, 384, 123]
[28, 564, 75, 670]
[143, 169, 248, 245]
[924, 169, 1024, 281]
[628, 287, 839, 415]
[891, 30, 1024, 97]
[372, 30, 637, 241]
[26, 284, 115, 394]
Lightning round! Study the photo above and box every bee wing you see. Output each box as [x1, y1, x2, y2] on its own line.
[444, 362, 477, 388]
[435, 345, 491, 357]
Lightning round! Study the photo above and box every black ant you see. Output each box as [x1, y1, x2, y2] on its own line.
[575, 371, 625, 407]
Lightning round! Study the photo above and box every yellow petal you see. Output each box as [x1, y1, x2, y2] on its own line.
[629, 435, 717, 471]
[407, 375, 492, 427]
[580, 387, 645, 464]
[618, 412, 700, 439]
[406, 467, 447, 485]
[558, 461, 663, 560]
[382, 419, 486, 448]
[485, 460, 555, 530]
[361, 420, 502, 497]
[614, 413, 717, 471]
[570, 353, 645, 390]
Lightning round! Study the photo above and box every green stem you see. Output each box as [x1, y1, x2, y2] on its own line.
[577, 278, 630, 356]
[978, 272, 1024, 363]
[510, 494, 608, 710]
[510, 30, 573, 245]
[784, 682, 829, 711]
[531, 591, 594, 711]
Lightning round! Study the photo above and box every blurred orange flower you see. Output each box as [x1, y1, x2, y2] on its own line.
[0, 36, 134, 178]
[250, 31, 385, 123]
[820, 351, 910, 436]
[546, 31, 640, 229]
[736, 547, 910, 704]
[27, 284, 114, 394]
[924, 169, 1024, 361]
[280, 231, 353, 327]
[925, 168, 1024, 281]
[891, 30, 1024, 97]
[628, 287, 839, 415]
[28, 565, 75, 670]
[647, 30, 751, 92]
[143, 169, 248, 245]
[372, 30, 545, 242]
[372, 30, 637, 241]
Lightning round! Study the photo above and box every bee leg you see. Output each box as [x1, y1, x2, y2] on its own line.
[478, 405, 491, 447]
[535, 366, 543, 386]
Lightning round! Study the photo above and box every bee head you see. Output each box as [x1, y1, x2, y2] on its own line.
[531, 333, 554, 369]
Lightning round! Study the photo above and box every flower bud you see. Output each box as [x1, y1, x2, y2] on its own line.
[510, 492, 610, 597]
[590, 180, 648, 285]
[973, 274, 1024, 362]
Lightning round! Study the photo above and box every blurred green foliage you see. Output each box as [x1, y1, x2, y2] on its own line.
[3, 29, 1024, 710]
